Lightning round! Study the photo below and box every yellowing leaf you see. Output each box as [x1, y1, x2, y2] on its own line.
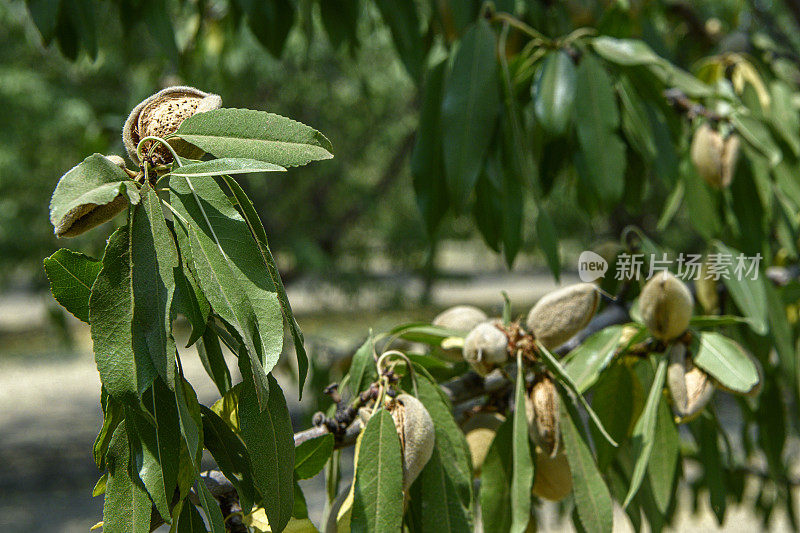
[243, 508, 319, 533]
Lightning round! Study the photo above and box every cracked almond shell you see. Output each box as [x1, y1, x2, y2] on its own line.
[526, 283, 599, 351]
[123, 86, 221, 165]
[640, 271, 694, 341]
[667, 342, 715, 422]
[525, 375, 560, 457]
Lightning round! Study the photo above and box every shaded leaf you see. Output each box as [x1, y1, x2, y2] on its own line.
[441, 20, 501, 210]
[374, 0, 425, 81]
[510, 351, 534, 532]
[479, 418, 513, 533]
[533, 51, 577, 136]
[103, 424, 152, 533]
[295, 434, 334, 480]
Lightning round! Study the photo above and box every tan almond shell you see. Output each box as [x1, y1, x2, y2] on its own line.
[462, 412, 505, 475]
[123, 86, 222, 165]
[667, 343, 715, 422]
[391, 394, 435, 492]
[532, 451, 572, 501]
[463, 321, 508, 376]
[526, 283, 599, 351]
[525, 375, 560, 457]
[640, 271, 694, 341]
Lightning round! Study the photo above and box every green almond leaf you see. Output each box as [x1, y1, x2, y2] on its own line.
[651, 63, 714, 98]
[731, 114, 781, 167]
[479, 418, 513, 533]
[561, 400, 614, 533]
[238, 372, 295, 532]
[90, 224, 158, 403]
[92, 472, 107, 497]
[389, 323, 464, 345]
[589, 363, 641, 471]
[695, 415, 727, 524]
[104, 424, 152, 533]
[511, 351, 534, 533]
[374, 0, 425, 81]
[49, 153, 139, 238]
[533, 50, 577, 136]
[765, 282, 796, 378]
[351, 408, 404, 533]
[170, 158, 286, 177]
[408, 447, 473, 533]
[93, 389, 124, 469]
[172, 214, 210, 347]
[656, 180, 684, 233]
[591, 36, 661, 66]
[412, 59, 450, 236]
[401, 366, 474, 519]
[574, 54, 626, 206]
[623, 356, 668, 508]
[26, 0, 60, 43]
[169, 175, 283, 408]
[618, 76, 657, 160]
[689, 315, 750, 328]
[535, 209, 560, 281]
[713, 242, 768, 335]
[200, 405, 258, 513]
[220, 175, 309, 398]
[647, 399, 679, 513]
[537, 341, 617, 447]
[131, 185, 178, 387]
[175, 109, 333, 168]
[295, 433, 335, 480]
[347, 335, 377, 397]
[692, 332, 759, 393]
[175, 501, 209, 533]
[125, 384, 180, 522]
[197, 328, 232, 397]
[564, 325, 624, 393]
[43, 248, 101, 323]
[441, 19, 501, 210]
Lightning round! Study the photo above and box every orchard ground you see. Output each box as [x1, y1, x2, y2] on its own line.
[1, 258, 797, 532]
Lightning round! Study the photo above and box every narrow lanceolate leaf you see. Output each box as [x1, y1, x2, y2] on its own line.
[294, 434, 335, 480]
[623, 356, 668, 508]
[103, 424, 152, 533]
[220, 175, 309, 398]
[94, 389, 123, 469]
[692, 332, 759, 394]
[131, 185, 178, 387]
[126, 381, 181, 522]
[574, 54, 626, 206]
[49, 153, 140, 238]
[480, 418, 513, 533]
[90, 224, 158, 403]
[351, 408, 404, 533]
[347, 335, 377, 397]
[647, 399, 679, 513]
[176, 502, 209, 533]
[173, 376, 226, 533]
[169, 158, 286, 177]
[238, 373, 295, 532]
[441, 19, 501, 210]
[534, 51, 577, 136]
[561, 401, 614, 533]
[43, 248, 101, 323]
[403, 367, 473, 528]
[714, 242, 768, 335]
[408, 448, 473, 533]
[374, 0, 425, 81]
[537, 341, 617, 447]
[172, 207, 210, 347]
[511, 351, 534, 533]
[169, 175, 283, 408]
[200, 405, 258, 513]
[176, 108, 333, 168]
[564, 325, 624, 392]
[590, 36, 662, 66]
[197, 328, 232, 396]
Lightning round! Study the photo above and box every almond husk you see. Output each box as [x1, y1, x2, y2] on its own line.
[525, 375, 560, 457]
[526, 283, 599, 351]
